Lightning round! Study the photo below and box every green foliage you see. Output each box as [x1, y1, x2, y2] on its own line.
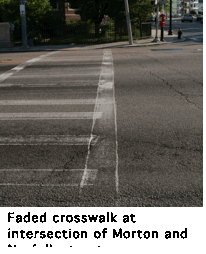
[69, 0, 109, 25]
[69, 0, 155, 24]
[0, 0, 57, 38]
[128, 0, 155, 23]
[163, 0, 171, 13]
[190, 10, 197, 15]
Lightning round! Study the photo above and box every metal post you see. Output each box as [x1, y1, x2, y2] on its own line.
[168, 0, 173, 35]
[140, 19, 142, 38]
[161, 27, 164, 41]
[124, 0, 133, 45]
[161, 4, 164, 41]
[20, 0, 28, 48]
[153, 1, 160, 42]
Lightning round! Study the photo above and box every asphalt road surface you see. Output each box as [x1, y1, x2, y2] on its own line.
[164, 17, 203, 42]
[0, 40, 203, 207]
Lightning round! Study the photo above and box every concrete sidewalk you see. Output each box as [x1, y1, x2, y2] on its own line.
[0, 28, 184, 53]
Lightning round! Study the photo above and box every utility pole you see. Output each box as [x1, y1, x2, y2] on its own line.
[124, 0, 133, 45]
[168, 0, 173, 35]
[152, 0, 160, 42]
[20, 0, 28, 48]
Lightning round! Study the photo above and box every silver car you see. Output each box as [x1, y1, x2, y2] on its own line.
[182, 14, 193, 22]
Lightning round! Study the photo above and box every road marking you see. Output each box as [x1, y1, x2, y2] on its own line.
[0, 73, 14, 82]
[8, 74, 100, 78]
[0, 81, 99, 87]
[0, 183, 82, 187]
[12, 66, 24, 71]
[0, 168, 97, 172]
[0, 135, 99, 145]
[0, 99, 110, 105]
[80, 50, 119, 193]
[0, 51, 58, 83]
[0, 99, 107, 105]
[0, 169, 98, 187]
[0, 112, 102, 120]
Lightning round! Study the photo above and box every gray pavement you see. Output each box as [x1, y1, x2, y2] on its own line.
[0, 20, 202, 207]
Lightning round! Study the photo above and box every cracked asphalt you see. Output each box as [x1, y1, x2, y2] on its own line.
[113, 40, 203, 207]
[0, 39, 203, 207]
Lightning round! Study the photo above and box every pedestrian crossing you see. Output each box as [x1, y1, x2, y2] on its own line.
[0, 135, 99, 145]
[0, 112, 103, 120]
[0, 49, 118, 194]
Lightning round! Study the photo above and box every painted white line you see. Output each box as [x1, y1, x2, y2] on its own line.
[0, 51, 58, 83]
[0, 81, 99, 87]
[0, 183, 83, 187]
[80, 50, 119, 193]
[0, 135, 99, 145]
[0, 99, 110, 105]
[0, 168, 97, 172]
[0, 169, 97, 186]
[0, 83, 13, 87]
[0, 99, 97, 105]
[8, 74, 100, 78]
[0, 73, 14, 82]
[11, 66, 24, 71]
[0, 112, 102, 120]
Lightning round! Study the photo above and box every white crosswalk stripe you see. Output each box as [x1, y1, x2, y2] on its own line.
[0, 50, 118, 190]
[0, 112, 102, 120]
[0, 135, 99, 145]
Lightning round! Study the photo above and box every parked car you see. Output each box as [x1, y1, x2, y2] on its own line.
[181, 14, 193, 22]
[196, 14, 203, 21]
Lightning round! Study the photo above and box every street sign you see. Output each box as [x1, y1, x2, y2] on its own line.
[19, 2, 27, 48]
[20, 4, 25, 15]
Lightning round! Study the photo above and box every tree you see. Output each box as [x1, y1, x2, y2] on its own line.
[69, 0, 109, 36]
[128, 0, 155, 23]
[190, 10, 197, 15]
[69, 0, 155, 27]
[0, 0, 57, 38]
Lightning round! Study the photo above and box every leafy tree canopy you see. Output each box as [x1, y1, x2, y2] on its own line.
[0, 0, 58, 36]
[69, 0, 155, 23]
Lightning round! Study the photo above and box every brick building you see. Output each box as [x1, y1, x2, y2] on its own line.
[49, 1, 81, 22]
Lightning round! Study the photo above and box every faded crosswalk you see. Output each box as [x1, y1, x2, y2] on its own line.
[0, 49, 118, 195]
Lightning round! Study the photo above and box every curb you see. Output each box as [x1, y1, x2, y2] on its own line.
[0, 37, 187, 53]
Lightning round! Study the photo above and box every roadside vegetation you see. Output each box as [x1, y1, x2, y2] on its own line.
[0, 0, 156, 45]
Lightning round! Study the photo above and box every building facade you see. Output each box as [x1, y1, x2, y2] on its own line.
[181, 0, 190, 14]
[181, 0, 199, 14]
[189, 0, 199, 13]
[198, 0, 203, 13]
[49, 1, 81, 22]
[172, 0, 182, 17]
